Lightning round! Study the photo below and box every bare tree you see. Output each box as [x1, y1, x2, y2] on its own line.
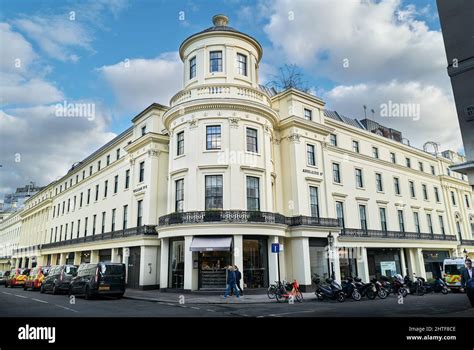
[266, 64, 310, 93]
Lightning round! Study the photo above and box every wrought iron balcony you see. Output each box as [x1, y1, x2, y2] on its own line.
[158, 210, 340, 228]
[461, 239, 474, 246]
[339, 228, 457, 241]
[40, 225, 157, 250]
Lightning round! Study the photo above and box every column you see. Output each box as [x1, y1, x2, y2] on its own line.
[267, 236, 279, 284]
[290, 237, 312, 290]
[357, 247, 370, 282]
[111, 248, 121, 263]
[183, 236, 194, 290]
[416, 248, 427, 279]
[159, 238, 169, 289]
[139, 246, 159, 289]
[73, 252, 81, 265]
[405, 248, 415, 277]
[90, 250, 99, 263]
[331, 244, 341, 283]
[400, 248, 407, 276]
[122, 247, 129, 285]
[59, 253, 67, 265]
[234, 235, 244, 291]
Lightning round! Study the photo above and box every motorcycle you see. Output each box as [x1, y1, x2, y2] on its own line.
[341, 277, 362, 301]
[312, 274, 346, 302]
[370, 278, 388, 299]
[354, 277, 376, 299]
[423, 276, 449, 295]
[384, 274, 408, 297]
[404, 273, 426, 296]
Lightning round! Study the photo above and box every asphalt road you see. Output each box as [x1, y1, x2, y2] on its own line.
[0, 287, 472, 317]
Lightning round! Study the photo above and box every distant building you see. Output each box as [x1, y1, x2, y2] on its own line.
[437, 0, 474, 187]
[1, 183, 43, 212]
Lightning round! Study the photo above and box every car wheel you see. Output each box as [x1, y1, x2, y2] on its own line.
[40, 284, 45, 294]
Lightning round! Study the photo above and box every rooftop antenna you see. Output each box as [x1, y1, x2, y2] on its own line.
[363, 105, 367, 119]
[423, 141, 440, 155]
[371, 108, 375, 120]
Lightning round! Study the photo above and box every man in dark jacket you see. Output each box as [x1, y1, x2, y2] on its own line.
[224, 266, 239, 298]
[460, 258, 473, 307]
[234, 265, 243, 296]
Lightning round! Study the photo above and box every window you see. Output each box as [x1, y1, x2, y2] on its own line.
[355, 168, 364, 188]
[54, 227, 58, 242]
[246, 128, 258, 153]
[422, 184, 428, 200]
[359, 205, 367, 231]
[205, 175, 223, 210]
[77, 220, 80, 239]
[431, 187, 439, 203]
[247, 177, 260, 211]
[95, 184, 99, 201]
[139, 161, 145, 182]
[125, 169, 130, 189]
[375, 173, 383, 192]
[398, 210, 405, 232]
[111, 209, 116, 231]
[73, 196, 76, 210]
[372, 147, 379, 159]
[305, 186, 320, 220]
[390, 152, 396, 164]
[336, 201, 345, 228]
[82, 170, 85, 180]
[116, 148, 120, 160]
[67, 198, 70, 212]
[177, 131, 184, 156]
[87, 189, 91, 205]
[92, 215, 97, 236]
[70, 179, 72, 187]
[89, 165, 93, 176]
[465, 194, 470, 208]
[332, 163, 341, 183]
[413, 212, 420, 233]
[123, 205, 128, 230]
[97, 160, 101, 171]
[304, 108, 312, 121]
[451, 191, 457, 206]
[206, 125, 221, 150]
[210, 51, 222, 72]
[175, 179, 184, 212]
[65, 182, 67, 190]
[409, 181, 416, 198]
[189, 56, 196, 79]
[431, 165, 435, 175]
[60, 225, 63, 241]
[75, 174, 78, 184]
[137, 200, 143, 227]
[405, 157, 411, 168]
[330, 134, 337, 147]
[114, 175, 118, 194]
[394, 177, 401, 195]
[427, 214, 433, 234]
[438, 215, 445, 235]
[456, 221, 462, 241]
[418, 162, 424, 172]
[447, 167, 452, 176]
[84, 217, 88, 236]
[237, 53, 247, 76]
[352, 140, 360, 153]
[104, 180, 108, 197]
[101, 212, 106, 234]
[62, 201, 65, 214]
[379, 207, 387, 232]
[307, 144, 316, 166]
[106, 155, 110, 166]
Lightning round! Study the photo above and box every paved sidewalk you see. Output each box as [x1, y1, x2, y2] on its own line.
[124, 289, 317, 304]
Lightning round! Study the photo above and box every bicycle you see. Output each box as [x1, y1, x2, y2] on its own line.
[267, 280, 286, 299]
[275, 279, 303, 303]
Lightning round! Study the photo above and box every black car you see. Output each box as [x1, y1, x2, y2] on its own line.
[41, 264, 78, 294]
[69, 262, 126, 299]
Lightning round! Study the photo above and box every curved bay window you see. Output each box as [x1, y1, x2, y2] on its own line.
[243, 237, 268, 288]
[169, 239, 185, 289]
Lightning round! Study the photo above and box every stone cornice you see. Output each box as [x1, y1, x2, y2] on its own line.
[124, 132, 170, 153]
[278, 116, 334, 136]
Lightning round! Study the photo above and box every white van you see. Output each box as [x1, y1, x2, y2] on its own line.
[443, 258, 465, 289]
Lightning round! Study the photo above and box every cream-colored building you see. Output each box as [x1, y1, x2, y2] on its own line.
[2, 15, 473, 290]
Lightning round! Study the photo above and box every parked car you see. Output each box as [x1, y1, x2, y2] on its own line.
[40, 265, 77, 294]
[69, 262, 126, 299]
[0, 270, 9, 285]
[24, 266, 50, 291]
[5, 268, 30, 288]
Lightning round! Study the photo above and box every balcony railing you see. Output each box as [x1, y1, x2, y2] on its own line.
[158, 211, 340, 228]
[461, 239, 474, 246]
[40, 225, 157, 250]
[339, 228, 457, 241]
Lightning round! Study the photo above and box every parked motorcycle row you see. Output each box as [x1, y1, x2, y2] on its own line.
[312, 273, 449, 302]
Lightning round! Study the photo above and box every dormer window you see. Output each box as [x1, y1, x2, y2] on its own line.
[304, 108, 312, 121]
[210, 51, 222, 72]
[237, 53, 247, 76]
[141, 125, 147, 136]
[190, 56, 196, 79]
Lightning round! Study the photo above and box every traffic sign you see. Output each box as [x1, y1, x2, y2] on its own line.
[271, 243, 280, 253]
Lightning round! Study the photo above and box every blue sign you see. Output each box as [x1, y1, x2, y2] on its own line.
[271, 243, 280, 253]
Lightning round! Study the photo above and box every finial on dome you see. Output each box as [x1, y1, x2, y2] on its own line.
[212, 14, 229, 27]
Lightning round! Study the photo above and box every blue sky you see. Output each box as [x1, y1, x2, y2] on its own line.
[0, 0, 462, 197]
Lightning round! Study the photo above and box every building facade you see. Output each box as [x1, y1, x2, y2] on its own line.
[2, 15, 473, 290]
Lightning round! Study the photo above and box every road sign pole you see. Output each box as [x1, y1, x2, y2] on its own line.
[277, 252, 281, 284]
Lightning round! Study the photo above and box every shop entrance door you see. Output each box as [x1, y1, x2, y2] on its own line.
[127, 247, 141, 289]
[198, 251, 231, 289]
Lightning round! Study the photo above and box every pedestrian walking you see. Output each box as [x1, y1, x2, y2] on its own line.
[460, 258, 474, 307]
[234, 265, 243, 296]
[224, 265, 240, 298]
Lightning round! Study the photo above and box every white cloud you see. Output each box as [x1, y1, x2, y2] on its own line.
[98, 52, 182, 111]
[0, 73, 63, 105]
[324, 80, 462, 151]
[0, 23, 36, 74]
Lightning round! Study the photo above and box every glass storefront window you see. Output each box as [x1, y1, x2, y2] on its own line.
[310, 246, 329, 279]
[169, 239, 185, 289]
[367, 248, 401, 280]
[243, 238, 268, 288]
[339, 247, 358, 279]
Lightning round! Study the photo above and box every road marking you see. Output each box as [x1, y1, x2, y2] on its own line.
[14, 294, 28, 299]
[206, 309, 216, 312]
[190, 306, 200, 310]
[32, 298, 48, 304]
[259, 309, 316, 317]
[2, 292, 13, 295]
[54, 304, 79, 313]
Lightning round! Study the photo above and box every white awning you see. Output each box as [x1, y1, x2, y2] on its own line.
[190, 237, 233, 252]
